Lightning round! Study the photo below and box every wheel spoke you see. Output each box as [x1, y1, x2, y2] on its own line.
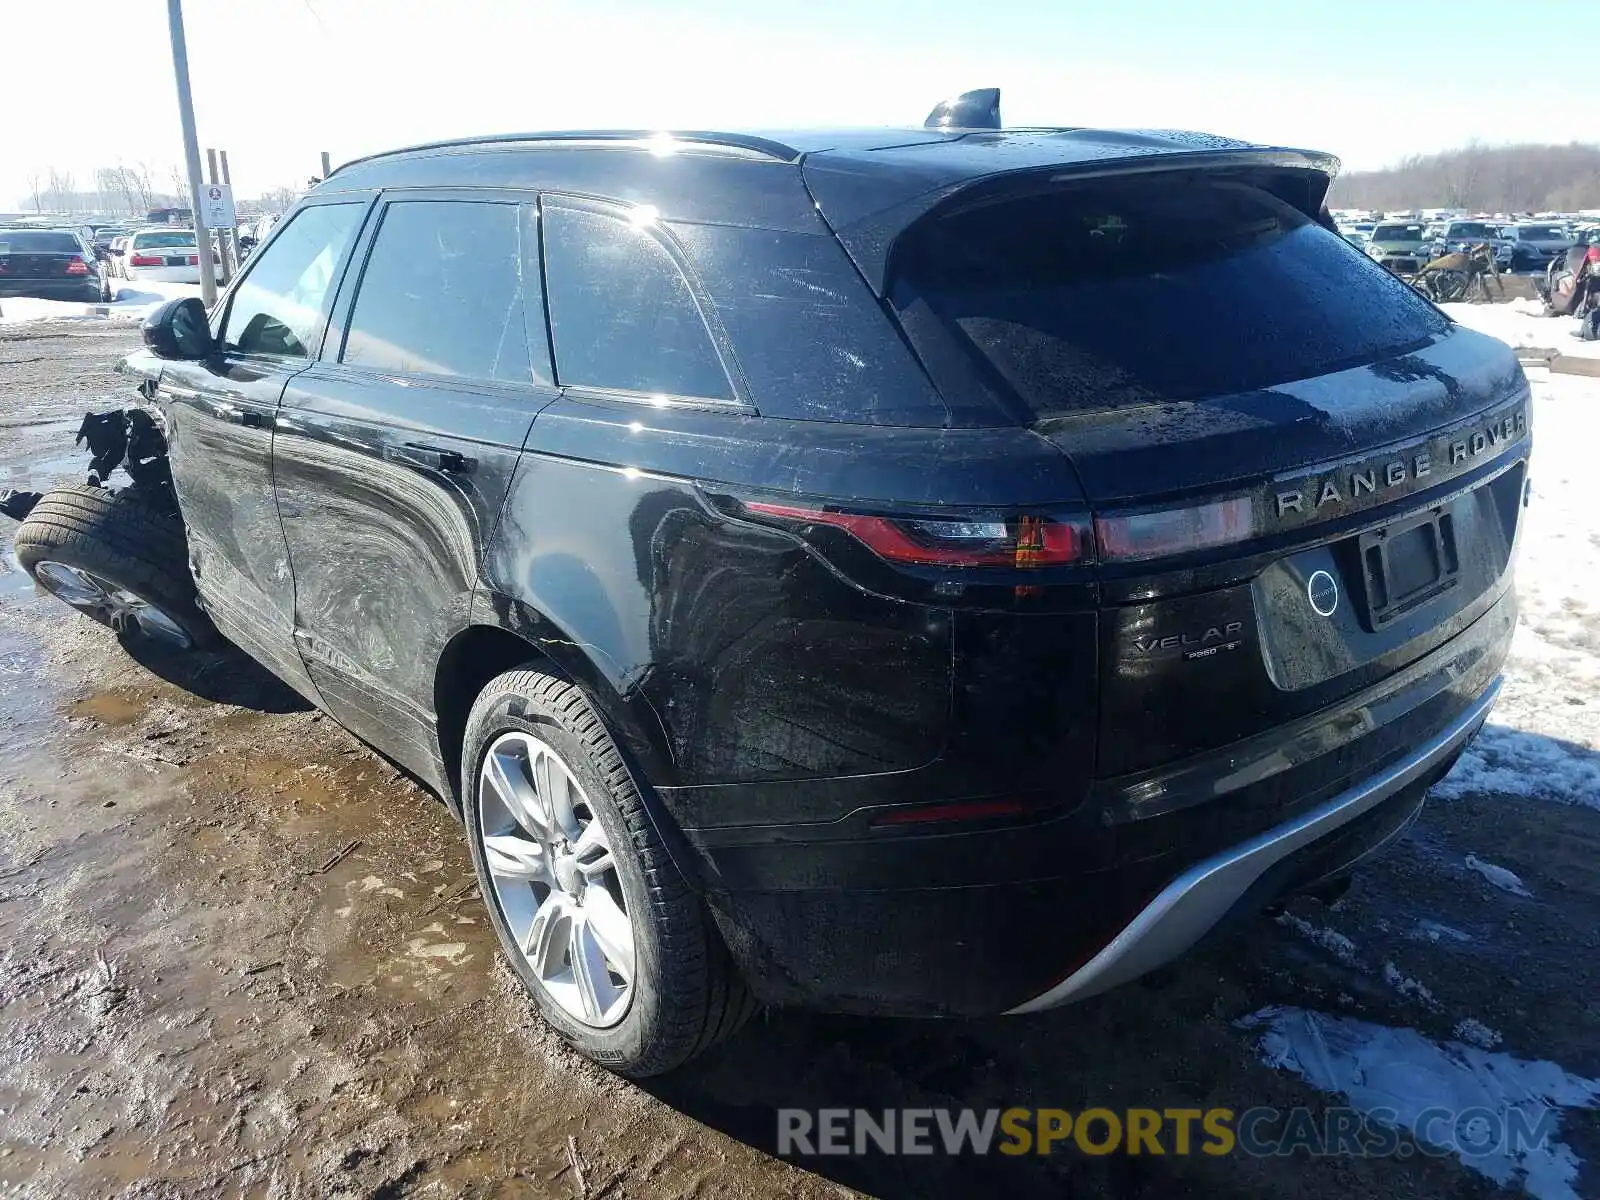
[483, 747, 551, 839]
[525, 893, 569, 976]
[583, 888, 634, 983]
[569, 917, 617, 1022]
[482, 833, 554, 885]
[570, 820, 614, 880]
[534, 746, 582, 842]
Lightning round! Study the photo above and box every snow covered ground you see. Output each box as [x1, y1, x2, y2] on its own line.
[0, 280, 201, 326]
[1444, 298, 1600, 361]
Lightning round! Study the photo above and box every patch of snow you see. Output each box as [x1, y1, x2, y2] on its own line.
[1275, 911, 1359, 963]
[1464, 855, 1533, 897]
[1434, 724, 1600, 810]
[1410, 919, 1473, 945]
[1382, 961, 1439, 1008]
[1239, 1005, 1600, 1200]
[1455, 1018, 1504, 1050]
[1444, 299, 1600, 361]
[0, 281, 200, 326]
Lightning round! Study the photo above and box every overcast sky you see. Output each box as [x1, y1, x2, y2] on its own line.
[5, 0, 1594, 208]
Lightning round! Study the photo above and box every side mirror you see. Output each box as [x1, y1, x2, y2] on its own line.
[142, 297, 215, 361]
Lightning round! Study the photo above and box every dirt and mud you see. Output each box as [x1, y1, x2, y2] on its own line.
[1, 319, 1597, 1199]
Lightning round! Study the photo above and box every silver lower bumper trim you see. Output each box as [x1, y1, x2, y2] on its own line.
[1006, 678, 1501, 1014]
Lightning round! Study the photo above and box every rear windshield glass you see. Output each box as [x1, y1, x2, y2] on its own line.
[1517, 225, 1565, 240]
[891, 178, 1449, 414]
[133, 231, 196, 249]
[0, 231, 80, 253]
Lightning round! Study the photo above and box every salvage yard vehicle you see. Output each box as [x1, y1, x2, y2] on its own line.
[108, 227, 206, 284]
[1365, 221, 1431, 274]
[10, 99, 1529, 1077]
[0, 228, 110, 303]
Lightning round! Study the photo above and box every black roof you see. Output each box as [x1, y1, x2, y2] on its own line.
[321, 126, 1340, 294]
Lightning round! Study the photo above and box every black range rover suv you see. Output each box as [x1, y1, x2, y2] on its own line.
[16, 122, 1527, 1076]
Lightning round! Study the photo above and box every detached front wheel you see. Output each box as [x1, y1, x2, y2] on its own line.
[14, 485, 215, 651]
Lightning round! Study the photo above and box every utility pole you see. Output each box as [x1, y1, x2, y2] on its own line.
[165, 0, 215, 306]
[320, 151, 332, 181]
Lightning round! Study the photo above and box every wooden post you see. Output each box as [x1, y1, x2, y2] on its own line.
[204, 149, 229, 284]
[219, 149, 239, 278]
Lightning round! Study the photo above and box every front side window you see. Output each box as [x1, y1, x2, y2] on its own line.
[222, 203, 364, 358]
[542, 204, 732, 401]
[341, 200, 534, 383]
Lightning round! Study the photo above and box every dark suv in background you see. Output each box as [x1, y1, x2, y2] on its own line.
[16, 119, 1527, 1076]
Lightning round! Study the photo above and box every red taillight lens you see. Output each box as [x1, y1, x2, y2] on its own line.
[742, 501, 1085, 567]
[187, 255, 199, 265]
[129, 254, 163, 267]
[1094, 496, 1255, 563]
[65, 259, 90, 275]
[1587, 246, 1600, 264]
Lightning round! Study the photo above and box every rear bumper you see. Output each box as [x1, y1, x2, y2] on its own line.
[1006, 676, 1495, 1012]
[0, 279, 100, 300]
[124, 265, 200, 283]
[695, 585, 1513, 1015]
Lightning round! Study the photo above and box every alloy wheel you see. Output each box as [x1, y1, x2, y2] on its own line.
[31, 560, 192, 649]
[477, 731, 636, 1028]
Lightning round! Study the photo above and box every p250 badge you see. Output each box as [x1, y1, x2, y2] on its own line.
[1131, 620, 1246, 661]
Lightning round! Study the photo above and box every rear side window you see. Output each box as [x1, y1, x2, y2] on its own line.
[342, 200, 536, 384]
[223, 203, 365, 358]
[892, 178, 1451, 415]
[542, 204, 732, 401]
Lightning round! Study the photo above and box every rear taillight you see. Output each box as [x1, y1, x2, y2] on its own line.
[741, 500, 1086, 567]
[1094, 496, 1255, 563]
[187, 255, 199, 265]
[129, 254, 163, 267]
[1587, 246, 1600, 265]
[65, 259, 90, 275]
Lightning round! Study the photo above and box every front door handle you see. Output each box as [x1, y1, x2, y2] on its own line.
[204, 402, 263, 427]
[385, 442, 474, 474]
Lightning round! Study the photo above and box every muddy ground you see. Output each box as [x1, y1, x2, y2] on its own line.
[0, 319, 1597, 1200]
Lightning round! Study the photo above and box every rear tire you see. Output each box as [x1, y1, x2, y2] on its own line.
[14, 485, 216, 651]
[462, 668, 755, 1076]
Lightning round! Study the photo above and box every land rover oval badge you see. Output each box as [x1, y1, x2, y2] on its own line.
[1307, 569, 1339, 617]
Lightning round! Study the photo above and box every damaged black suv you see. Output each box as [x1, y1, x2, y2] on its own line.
[13, 106, 1527, 1076]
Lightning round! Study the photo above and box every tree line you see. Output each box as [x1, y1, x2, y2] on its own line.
[1328, 142, 1600, 213]
[15, 164, 299, 220]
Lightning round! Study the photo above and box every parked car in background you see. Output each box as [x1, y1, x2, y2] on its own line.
[111, 228, 204, 283]
[1504, 223, 1575, 272]
[0, 228, 108, 302]
[1366, 221, 1431, 273]
[1432, 220, 1512, 271]
[1341, 229, 1370, 250]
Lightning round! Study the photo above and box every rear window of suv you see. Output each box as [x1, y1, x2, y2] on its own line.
[891, 177, 1449, 414]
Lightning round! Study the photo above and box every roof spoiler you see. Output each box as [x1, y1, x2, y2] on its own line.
[924, 88, 1001, 130]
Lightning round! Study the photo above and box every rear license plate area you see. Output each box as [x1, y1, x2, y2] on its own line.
[165, 256, 185, 267]
[1360, 507, 1459, 625]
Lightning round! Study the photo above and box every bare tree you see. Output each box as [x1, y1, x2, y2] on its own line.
[1330, 142, 1600, 213]
[26, 170, 43, 213]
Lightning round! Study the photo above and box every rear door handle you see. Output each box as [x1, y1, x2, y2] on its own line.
[385, 442, 473, 474]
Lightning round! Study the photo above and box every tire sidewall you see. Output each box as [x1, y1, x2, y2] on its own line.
[461, 681, 669, 1071]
